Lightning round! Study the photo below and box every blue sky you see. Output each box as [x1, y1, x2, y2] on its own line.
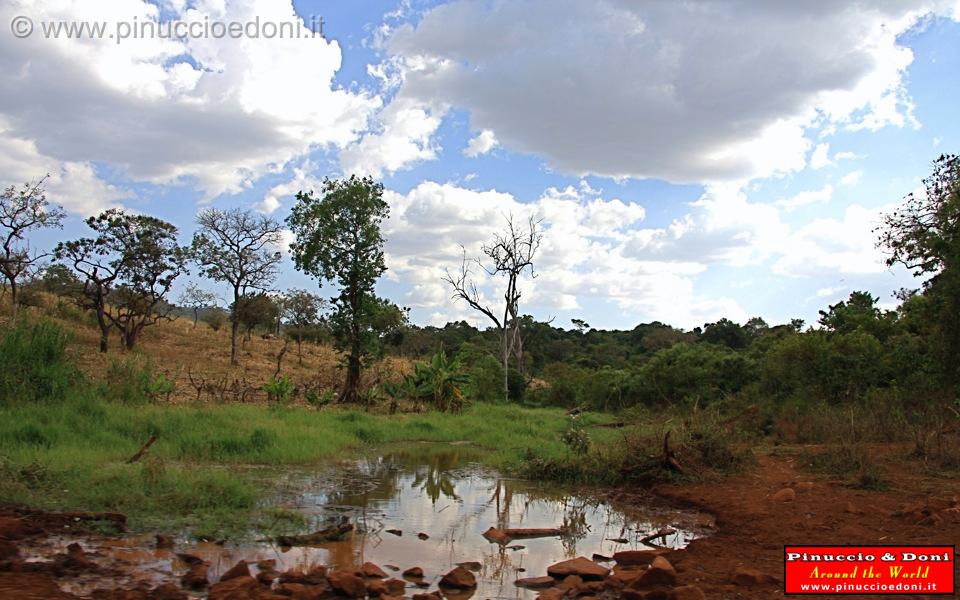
[2, 0, 959, 330]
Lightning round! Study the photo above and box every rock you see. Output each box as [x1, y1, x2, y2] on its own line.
[612, 549, 669, 566]
[556, 575, 583, 593]
[181, 563, 209, 589]
[220, 560, 250, 582]
[150, 583, 188, 600]
[0, 540, 18, 561]
[258, 559, 277, 570]
[412, 593, 443, 600]
[609, 566, 644, 586]
[278, 565, 327, 585]
[417, 532, 430, 540]
[537, 588, 565, 600]
[457, 561, 482, 572]
[384, 579, 406, 595]
[366, 580, 389, 597]
[731, 567, 778, 586]
[384, 565, 400, 571]
[0, 517, 40, 540]
[482, 527, 511, 544]
[358, 562, 388, 578]
[546, 557, 610, 581]
[845, 502, 863, 515]
[633, 556, 676, 588]
[176, 553, 205, 566]
[670, 585, 706, 600]
[386, 529, 402, 536]
[154, 534, 174, 550]
[207, 575, 258, 600]
[256, 568, 280, 585]
[327, 571, 367, 598]
[402, 567, 424, 579]
[772, 488, 796, 503]
[439, 566, 477, 589]
[795, 481, 815, 491]
[515, 576, 557, 588]
[624, 591, 668, 600]
[276, 583, 328, 600]
[918, 512, 945, 526]
[592, 553, 612, 562]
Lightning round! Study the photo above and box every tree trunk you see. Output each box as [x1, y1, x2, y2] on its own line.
[230, 315, 239, 365]
[343, 347, 361, 404]
[124, 327, 138, 350]
[297, 336, 303, 366]
[9, 279, 18, 321]
[501, 330, 509, 402]
[95, 298, 109, 353]
[192, 308, 199, 328]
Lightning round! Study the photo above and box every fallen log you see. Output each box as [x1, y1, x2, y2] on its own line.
[640, 527, 676, 546]
[483, 526, 567, 544]
[276, 524, 354, 547]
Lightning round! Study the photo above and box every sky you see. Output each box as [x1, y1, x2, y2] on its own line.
[1, 0, 959, 331]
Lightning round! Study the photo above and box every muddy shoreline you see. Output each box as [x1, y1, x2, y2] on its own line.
[2, 450, 959, 600]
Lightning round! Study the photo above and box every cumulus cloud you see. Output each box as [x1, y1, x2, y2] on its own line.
[841, 170, 864, 186]
[810, 143, 834, 169]
[381, 0, 957, 183]
[777, 184, 834, 211]
[381, 180, 755, 328]
[0, 0, 378, 204]
[464, 129, 498, 157]
[339, 98, 444, 178]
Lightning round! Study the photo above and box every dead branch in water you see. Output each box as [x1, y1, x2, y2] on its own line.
[663, 431, 684, 473]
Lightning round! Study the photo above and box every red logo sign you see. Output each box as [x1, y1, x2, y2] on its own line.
[785, 545, 955, 595]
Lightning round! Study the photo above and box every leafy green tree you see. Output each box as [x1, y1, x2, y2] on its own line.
[191, 208, 283, 365]
[879, 154, 960, 386]
[233, 292, 279, 341]
[0, 176, 65, 319]
[56, 210, 188, 351]
[287, 175, 390, 404]
[700, 318, 749, 349]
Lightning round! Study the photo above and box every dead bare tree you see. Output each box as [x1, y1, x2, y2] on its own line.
[443, 214, 542, 401]
[0, 176, 65, 320]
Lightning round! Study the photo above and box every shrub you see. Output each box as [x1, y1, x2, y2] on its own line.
[101, 357, 174, 404]
[203, 309, 227, 332]
[263, 375, 294, 403]
[0, 320, 77, 404]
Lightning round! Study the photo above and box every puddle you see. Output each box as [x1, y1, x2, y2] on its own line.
[48, 444, 710, 599]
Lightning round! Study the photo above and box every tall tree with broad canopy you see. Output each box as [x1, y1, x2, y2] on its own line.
[191, 208, 283, 365]
[879, 153, 960, 386]
[0, 176, 65, 320]
[55, 210, 188, 351]
[287, 175, 390, 404]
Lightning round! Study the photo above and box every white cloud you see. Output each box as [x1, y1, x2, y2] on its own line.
[382, 181, 746, 328]
[381, 0, 958, 183]
[841, 170, 864, 186]
[777, 184, 834, 211]
[464, 129, 498, 157]
[834, 151, 864, 161]
[339, 98, 444, 178]
[810, 143, 833, 169]
[0, 0, 379, 200]
[255, 162, 321, 214]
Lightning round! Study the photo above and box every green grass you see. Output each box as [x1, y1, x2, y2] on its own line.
[0, 397, 624, 536]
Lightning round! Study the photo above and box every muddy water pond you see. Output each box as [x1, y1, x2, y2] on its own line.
[50, 444, 711, 599]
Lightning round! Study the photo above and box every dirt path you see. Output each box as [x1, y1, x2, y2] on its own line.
[642, 450, 960, 599]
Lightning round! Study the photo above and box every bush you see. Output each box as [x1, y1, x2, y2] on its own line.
[263, 375, 294, 403]
[0, 320, 77, 404]
[203, 309, 227, 332]
[101, 357, 174, 404]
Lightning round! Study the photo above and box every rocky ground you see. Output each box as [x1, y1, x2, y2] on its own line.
[1, 450, 958, 600]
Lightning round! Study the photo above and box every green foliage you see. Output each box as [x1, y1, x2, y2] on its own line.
[386, 349, 471, 412]
[233, 293, 279, 336]
[263, 375, 294, 403]
[203, 308, 227, 331]
[287, 176, 390, 403]
[101, 356, 175, 404]
[0, 320, 77, 405]
[560, 418, 590, 455]
[304, 388, 334, 408]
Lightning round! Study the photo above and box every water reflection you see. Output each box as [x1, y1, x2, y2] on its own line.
[258, 444, 705, 600]
[50, 445, 708, 600]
